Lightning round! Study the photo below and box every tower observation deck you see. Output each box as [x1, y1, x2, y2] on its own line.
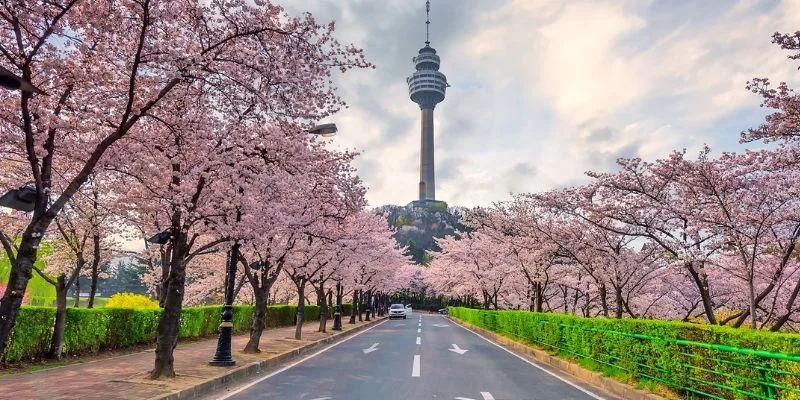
[407, 0, 448, 206]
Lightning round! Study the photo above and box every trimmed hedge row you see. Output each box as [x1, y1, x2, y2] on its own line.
[449, 307, 800, 400]
[4, 304, 321, 364]
[325, 303, 353, 318]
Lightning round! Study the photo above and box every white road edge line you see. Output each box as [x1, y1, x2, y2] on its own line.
[416, 336, 421, 345]
[216, 320, 388, 400]
[412, 354, 421, 377]
[481, 392, 495, 400]
[451, 319, 607, 400]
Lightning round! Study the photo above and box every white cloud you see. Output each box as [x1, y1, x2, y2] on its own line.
[291, 0, 800, 208]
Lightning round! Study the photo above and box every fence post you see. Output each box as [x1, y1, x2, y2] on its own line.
[759, 369, 776, 399]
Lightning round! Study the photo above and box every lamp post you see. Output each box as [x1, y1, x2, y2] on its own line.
[0, 65, 46, 94]
[145, 228, 171, 245]
[207, 121, 338, 366]
[209, 240, 239, 366]
[332, 280, 343, 331]
[0, 186, 37, 212]
[209, 182, 245, 367]
[305, 123, 337, 138]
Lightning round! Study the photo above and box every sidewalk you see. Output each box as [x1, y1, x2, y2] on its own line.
[0, 318, 375, 400]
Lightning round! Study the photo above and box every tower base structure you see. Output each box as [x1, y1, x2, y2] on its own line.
[408, 199, 448, 210]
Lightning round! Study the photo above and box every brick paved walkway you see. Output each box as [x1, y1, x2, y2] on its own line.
[0, 319, 372, 400]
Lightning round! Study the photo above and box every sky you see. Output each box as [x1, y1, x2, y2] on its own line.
[281, 0, 800, 208]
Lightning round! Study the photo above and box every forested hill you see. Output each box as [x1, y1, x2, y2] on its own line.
[374, 204, 471, 264]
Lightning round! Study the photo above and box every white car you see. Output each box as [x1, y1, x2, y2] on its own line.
[389, 303, 407, 319]
[405, 304, 412, 317]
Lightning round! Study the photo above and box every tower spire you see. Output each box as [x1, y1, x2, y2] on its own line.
[425, 0, 430, 46]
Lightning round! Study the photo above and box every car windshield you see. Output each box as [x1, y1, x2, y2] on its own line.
[390, 304, 404, 309]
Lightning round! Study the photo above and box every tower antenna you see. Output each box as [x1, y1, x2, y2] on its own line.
[425, 0, 430, 46]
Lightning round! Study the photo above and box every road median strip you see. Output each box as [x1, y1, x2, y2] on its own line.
[150, 317, 386, 400]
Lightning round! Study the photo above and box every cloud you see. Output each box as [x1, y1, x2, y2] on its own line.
[284, 0, 800, 208]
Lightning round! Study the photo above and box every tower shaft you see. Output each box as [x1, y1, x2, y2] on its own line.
[419, 108, 435, 201]
[408, 0, 447, 206]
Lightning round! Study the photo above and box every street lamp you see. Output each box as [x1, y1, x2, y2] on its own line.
[305, 123, 337, 138]
[333, 280, 343, 331]
[145, 228, 171, 244]
[209, 241, 239, 367]
[210, 185, 244, 367]
[0, 65, 46, 95]
[0, 186, 37, 212]
[207, 122, 339, 365]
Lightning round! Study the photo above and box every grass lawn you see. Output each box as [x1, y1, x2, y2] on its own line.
[0, 245, 56, 305]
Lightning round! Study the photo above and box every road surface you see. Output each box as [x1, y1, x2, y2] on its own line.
[217, 314, 614, 400]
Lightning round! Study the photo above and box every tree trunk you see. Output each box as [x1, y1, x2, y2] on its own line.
[748, 276, 757, 329]
[771, 274, 800, 331]
[687, 263, 717, 324]
[0, 226, 45, 359]
[615, 287, 624, 319]
[88, 234, 101, 309]
[243, 285, 268, 353]
[357, 290, 363, 322]
[150, 232, 188, 379]
[349, 290, 358, 324]
[232, 274, 247, 304]
[535, 282, 544, 313]
[528, 285, 534, 312]
[317, 285, 327, 333]
[157, 246, 171, 309]
[599, 284, 609, 317]
[572, 287, 579, 314]
[295, 283, 305, 340]
[49, 276, 68, 359]
[73, 277, 80, 307]
[364, 290, 371, 321]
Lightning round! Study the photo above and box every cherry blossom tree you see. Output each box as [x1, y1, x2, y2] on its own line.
[429, 232, 518, 310]
[417, 29, 800, 330]
[32, 180, 116, 359]
[737, 30, 800, 330]
[239, 235, 295, 352]
[580, 154, 721, 323]
[669, 149, 800, 328]
[0, 0, 372, 364]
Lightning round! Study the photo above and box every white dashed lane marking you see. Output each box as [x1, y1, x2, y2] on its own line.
[412, 355, 421, 377]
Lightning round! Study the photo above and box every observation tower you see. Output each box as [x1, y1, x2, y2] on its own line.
[408, 0, 449, 208]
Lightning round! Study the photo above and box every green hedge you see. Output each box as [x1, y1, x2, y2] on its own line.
[3, 304, 320, 364]
[322, 303, 353, 318]
[449, 308, 800, 400]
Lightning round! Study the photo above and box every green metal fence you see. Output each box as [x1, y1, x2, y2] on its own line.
[450, 308, 800, 400]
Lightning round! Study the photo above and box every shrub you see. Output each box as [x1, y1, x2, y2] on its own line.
[3, 307, 54, 364]
[450, 307, 800, 400]
[3, 303, 321, 364]
[106, 293, 160, 309]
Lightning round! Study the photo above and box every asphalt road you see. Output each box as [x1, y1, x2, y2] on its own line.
[218, 314, 613, 400]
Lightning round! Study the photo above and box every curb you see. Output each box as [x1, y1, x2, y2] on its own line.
[150, 318, 386, 400]
[448, 317, 665, 400]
